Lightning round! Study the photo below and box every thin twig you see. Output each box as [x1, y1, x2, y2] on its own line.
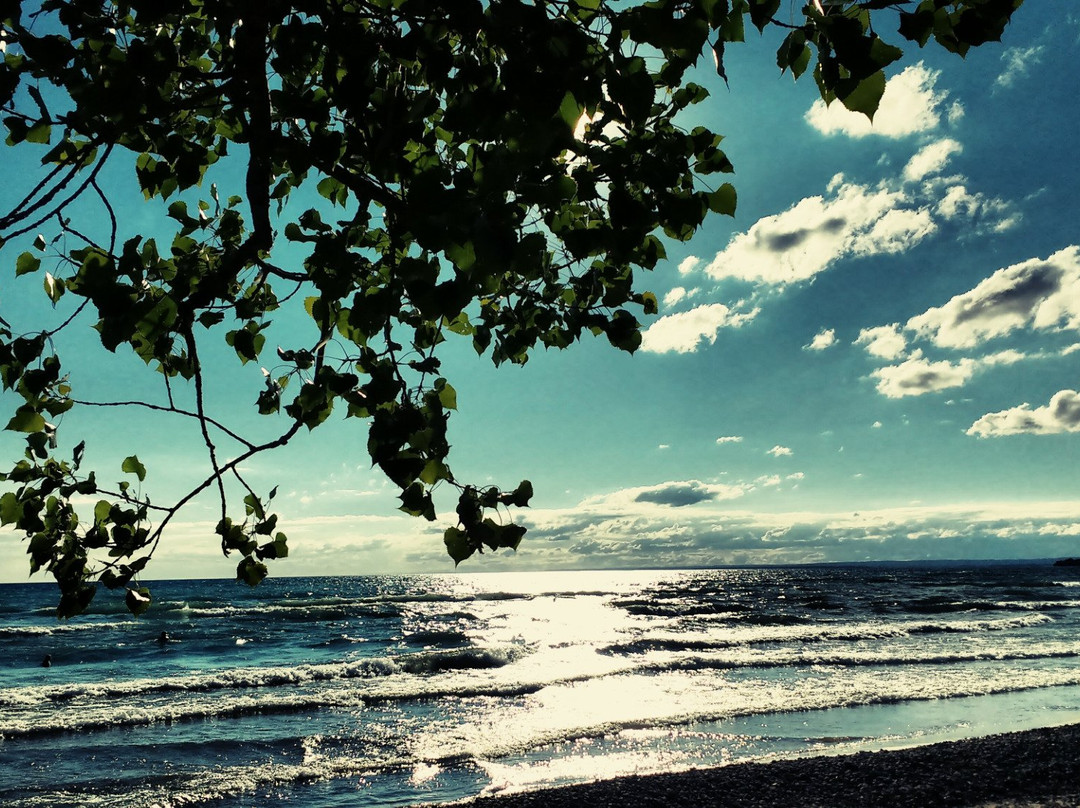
[2, 144, 115, 242]
[71, 398, 255, 449]
[185, 327, 226, 523]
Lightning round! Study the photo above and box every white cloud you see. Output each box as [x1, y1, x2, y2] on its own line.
[663, 287, 689, 308]
[701, 140, 1013, 293]
[805, 328, 837, 351]
[587, 480, 751, 508]
[677, 255, 702, 275]
[996, 45, 1045, 89]
[936, 184, 1017, 227]
[805, 63, 953, 138]
[856, 324, 908, 360]
[968, 388, 1080, 437]
[903, 138, 963, 183]
[492, 499, 1080, 571]
[859, 249, 1080, 403]
[872, 421, 883, 429]
[979, 349, 1032, 367]
[767, 445, 793, 457]
[704, 181, 919, 285]
[905, 246, 1080, 349]
[850, 207, 936, 255]
[871, 353, 977, 398]
[641, 303, 758, 354]
[716, 435, 743, 445]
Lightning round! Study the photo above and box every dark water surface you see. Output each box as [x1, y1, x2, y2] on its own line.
[4, 564, 1080, 807]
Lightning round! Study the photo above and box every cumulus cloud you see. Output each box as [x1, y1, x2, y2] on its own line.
[857, 249, 1080, 405]
[968, 388, 1080, 437]
[47, 486, 1080, 583]
[996, 45, 1045, 89]
[936, 184, 1018, 229]
[579, 480, 751, 511]
[903, 138, 963, 183]
[806, 63, 954, 138]
[677, 255, 702, 275]
[905, 246, 1080, 349]
[716, 435, 743, 445]
[856, 324, 908, 360]
[630, 480, 747, 507]
[663, 286, 689, 308]
[767, 445, 793, 457]
[805, 328, 837, 351]
[486, 499, 1080, 571]
[641, 303, 758, 354]
[871, 353, 977, 398]
[704, 180, 928, 285]
[703, 165, 1004, 290]
[852, 207, 936, 255]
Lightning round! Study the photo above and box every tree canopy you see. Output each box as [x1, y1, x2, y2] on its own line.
[0, 0, 1022, 617]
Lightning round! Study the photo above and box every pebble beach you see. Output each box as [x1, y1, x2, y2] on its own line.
[460, 723, 1080, 808]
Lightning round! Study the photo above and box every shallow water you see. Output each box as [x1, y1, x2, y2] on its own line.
[3, 564, 1080, 807]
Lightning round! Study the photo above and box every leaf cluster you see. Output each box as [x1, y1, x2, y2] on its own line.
[0, 0, 1022, 616]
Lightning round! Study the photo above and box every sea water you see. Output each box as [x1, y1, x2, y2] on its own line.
[3, 564, 1080, 807]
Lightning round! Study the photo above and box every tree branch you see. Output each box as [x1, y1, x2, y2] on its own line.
[71, 398, 256, 450]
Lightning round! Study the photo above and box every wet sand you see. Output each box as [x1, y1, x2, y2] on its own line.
[456, 722, 1080, 807]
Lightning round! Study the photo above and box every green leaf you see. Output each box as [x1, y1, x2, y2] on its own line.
[237, 557, 269, 587]
[43, 271, 64, 304]
[57, 585, 96, 619]
[557, 91, 583, 130]
[26, 121, 51, 144]
[5, 407, 45, 433]
[839, 71, 887, 119]
[446, 241, 476, 272]
[198, 311, 225, 328]
[749, 0, 781, 32]
[444, 312, 474, 336]
[121, 455, 147, 481]
[0, 491, 22, 525]
[94, 499, 111, 525]
[243, 492, 265, 519]
[16, 251, 41, 276]
[256, 531, 288, 559]
[419, 459, 451, 486]
[640, 291, 658, 316]
[436, 379, 457, 410]
[707, 183, 737, 216]
[125, 586, 153, 617]
[399, 481, 436, 520]
[444, 526, 473, 565]
[509, 480, 533, 507]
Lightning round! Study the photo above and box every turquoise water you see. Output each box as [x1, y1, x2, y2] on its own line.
[3, 564, 1080, 806]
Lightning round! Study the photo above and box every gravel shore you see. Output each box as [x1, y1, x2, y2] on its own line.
[456, 723, 1080, 808]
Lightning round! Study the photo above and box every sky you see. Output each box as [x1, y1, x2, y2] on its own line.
[3, 4, 1080, 583]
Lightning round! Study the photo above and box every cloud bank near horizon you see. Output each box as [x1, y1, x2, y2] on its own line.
[21, 485, 1074, 584]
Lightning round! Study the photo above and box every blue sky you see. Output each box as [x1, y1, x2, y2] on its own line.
[3, 5, 1080, 582]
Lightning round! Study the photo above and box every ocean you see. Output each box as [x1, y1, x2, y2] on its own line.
[3, 563, 1080, 807]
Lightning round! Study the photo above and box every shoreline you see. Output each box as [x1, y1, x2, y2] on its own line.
[453, 722, 1080, 807]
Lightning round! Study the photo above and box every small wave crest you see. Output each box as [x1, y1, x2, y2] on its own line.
[0, 646, 523, 710]
[599, 613, 1054, 657]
